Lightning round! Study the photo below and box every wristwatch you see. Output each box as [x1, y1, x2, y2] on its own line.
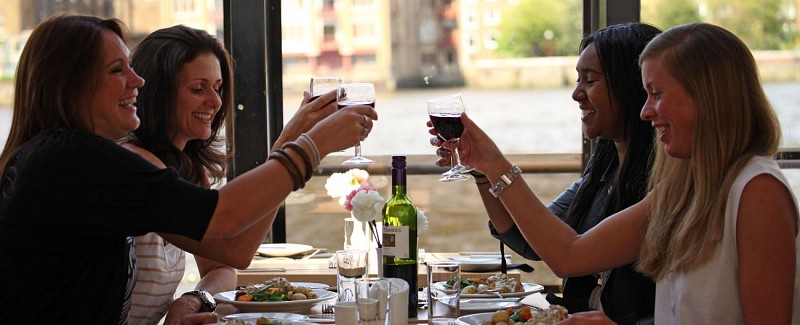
[182, 290, 216, 312]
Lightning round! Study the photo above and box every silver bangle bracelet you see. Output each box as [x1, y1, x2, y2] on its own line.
[298, 133, 321, 172]
[489, 164, 522, 198]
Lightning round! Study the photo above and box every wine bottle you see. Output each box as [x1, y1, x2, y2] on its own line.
[382, 155, 418, 317]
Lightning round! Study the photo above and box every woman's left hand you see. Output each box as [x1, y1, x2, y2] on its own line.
[179, 312, 219, 325]
[164, 295, 206, 325]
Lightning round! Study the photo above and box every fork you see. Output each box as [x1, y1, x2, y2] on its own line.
[321, 303, 335, 314]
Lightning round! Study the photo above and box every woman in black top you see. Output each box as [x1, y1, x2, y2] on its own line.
[0, 14, 376, 323]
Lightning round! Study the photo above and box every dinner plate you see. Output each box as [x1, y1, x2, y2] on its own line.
[434, 282, 545, 298]
[448, 256, 511, 272]
[290, 282, 329, 290]
[221, 312, 309, 322]
[214, 289, 335, 313]
[257, 243, 313, 257]
[456, 312, 495, 325]
[458, 299, 521, 312]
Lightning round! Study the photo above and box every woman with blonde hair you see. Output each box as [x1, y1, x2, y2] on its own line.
[444, 23, 798, 323]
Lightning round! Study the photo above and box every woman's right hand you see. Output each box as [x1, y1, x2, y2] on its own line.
[306, 105, 378, 156]
[451, 113, 508, 175]
[273, 90, 338, 150]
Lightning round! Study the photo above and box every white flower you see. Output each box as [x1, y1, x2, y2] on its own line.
[325, 168, 370, 206]
[350, 190, 385, 223]
[417, 208, 429, 233]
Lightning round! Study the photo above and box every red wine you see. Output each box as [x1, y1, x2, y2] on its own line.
[337, 101, 375, 109]
[429, 113, 463, 141]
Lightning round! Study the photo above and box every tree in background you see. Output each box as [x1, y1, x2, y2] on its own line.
[644, 0, 797, 50]
[641, 0, 701, 30]
[495, 0, 582, 57]
[705, 0, 797, 50]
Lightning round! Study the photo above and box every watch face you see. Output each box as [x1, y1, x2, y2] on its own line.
[200, 290, 216, 306]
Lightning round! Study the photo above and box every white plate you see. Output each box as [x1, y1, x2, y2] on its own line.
[459, 299, 521, 312]
[448, 256, 511, 272]
[434, 282, 545, 298]
[291, 282, 329, 290]
[214, 289, 335, 313]
[257, 243, 313, 257]
[221, 312, 309, 321]
[456, 312, 495, 325]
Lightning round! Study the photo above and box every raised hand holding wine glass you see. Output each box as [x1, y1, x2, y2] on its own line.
[427, 93, 473, 182]
[337, 83, 376, 165]
[309, 76, 343, 100]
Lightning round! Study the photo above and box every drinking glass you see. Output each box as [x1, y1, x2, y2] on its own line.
[427, 93, 472, 182]
[426, 262, 461, 324]
[309, 76, 343, 100]
[336, 249, 369, 302]
[337, 83, 376, 165]
[355, 278, 392, 325]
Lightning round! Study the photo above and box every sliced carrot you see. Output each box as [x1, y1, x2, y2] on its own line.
[236, 294, 253, 301]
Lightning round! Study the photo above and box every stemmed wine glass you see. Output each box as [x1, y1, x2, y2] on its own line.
[337, 83, 376, 165]
[309, 77, 343, 100]
[427, 93, 472, 182]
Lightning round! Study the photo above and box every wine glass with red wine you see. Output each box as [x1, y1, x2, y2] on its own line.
[427, 93, 473, 182]
[337, 83, 376, 165]
[309, 77, 343, 100]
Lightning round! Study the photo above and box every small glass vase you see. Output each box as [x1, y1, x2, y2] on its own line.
[344, 215, 382, 277]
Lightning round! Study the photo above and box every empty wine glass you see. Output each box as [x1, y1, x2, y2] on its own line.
[309, 77, 343, 100]
[427, 93, 473, 182]
[337, 83, 376, 165]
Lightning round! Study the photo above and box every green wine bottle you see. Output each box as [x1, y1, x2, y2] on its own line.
[382, 155, 418, 317]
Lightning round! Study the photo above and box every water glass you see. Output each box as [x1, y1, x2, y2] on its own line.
[426, 262, 461, 324]
[336, 249, 369, 302]
[355, 278, 392, 325]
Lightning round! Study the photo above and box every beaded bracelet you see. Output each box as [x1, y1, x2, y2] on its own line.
[298, 133, 321, 170]
[269, 149, 303, 190]
[283, 141, 313, 183]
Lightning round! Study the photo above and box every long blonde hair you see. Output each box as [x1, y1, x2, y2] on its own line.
[637, 23, 781, 280]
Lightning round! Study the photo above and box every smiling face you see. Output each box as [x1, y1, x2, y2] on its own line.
[170, 52, 223, 149]
[640, 54, 697, 159]
[84, 29, 145, 140]
[572, 43, 624, 143]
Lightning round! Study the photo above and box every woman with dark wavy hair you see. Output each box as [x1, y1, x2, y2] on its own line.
[123, 25, 357, 324]
[432, 22, 660, 324]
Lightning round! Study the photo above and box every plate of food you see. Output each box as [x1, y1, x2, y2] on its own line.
[456, 306, 568, 325]
[458, 298, 521, 312]
[449, 256, 511, 272]
[256, 243, 313, 257]
[434, 273, 544, 298]
[215, 277, 335, 312]
[221, 313, 309, 322]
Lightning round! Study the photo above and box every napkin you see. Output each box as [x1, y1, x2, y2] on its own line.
[387, 278, 409, 325]
[521, 292, 550, 310]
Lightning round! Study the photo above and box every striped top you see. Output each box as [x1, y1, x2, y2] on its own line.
[127, 233, 186, 325]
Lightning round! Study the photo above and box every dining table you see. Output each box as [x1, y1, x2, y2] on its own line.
[221, 251, 549, 324]
[236, 252, 524, 289]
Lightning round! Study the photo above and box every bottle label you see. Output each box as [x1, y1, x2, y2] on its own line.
[381, 225, 410, 258]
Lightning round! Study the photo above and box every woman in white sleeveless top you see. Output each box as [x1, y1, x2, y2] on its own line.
[446, 23, 798, 323]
